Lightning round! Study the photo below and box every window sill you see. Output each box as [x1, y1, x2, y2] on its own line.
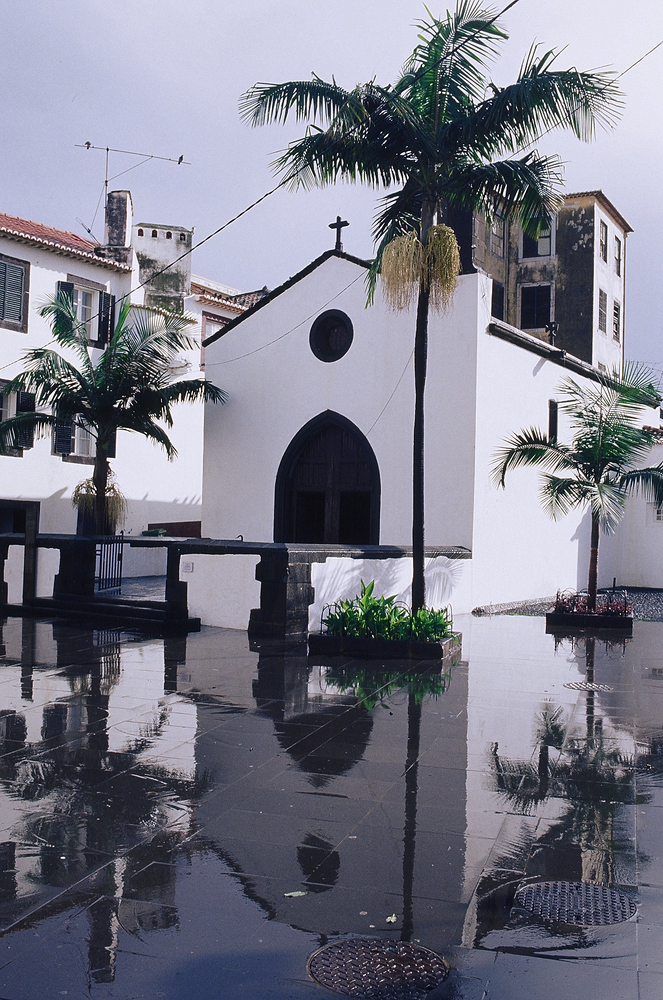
[60, 454, 95, 465]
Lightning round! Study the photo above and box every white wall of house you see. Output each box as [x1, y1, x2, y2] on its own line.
[471, 297, 594, 607]
[0, 228, 234, 556]
[600, 441, 663, 590]
[592, 202, 626, 374]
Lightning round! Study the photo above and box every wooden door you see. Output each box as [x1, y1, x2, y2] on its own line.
[280, 419, 379, 544]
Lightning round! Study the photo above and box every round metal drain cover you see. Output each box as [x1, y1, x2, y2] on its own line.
[307, 939, 450, 998]
[564, 681, 613, 692]
[515, 881, 636, 926]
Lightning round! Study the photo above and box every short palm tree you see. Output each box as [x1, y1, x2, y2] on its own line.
[492, 367, 663, 610]
[240, 1, 621, 610]
[0, 293, 227, 533]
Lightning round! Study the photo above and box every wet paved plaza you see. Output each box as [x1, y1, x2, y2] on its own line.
[0, 612, 662, 999]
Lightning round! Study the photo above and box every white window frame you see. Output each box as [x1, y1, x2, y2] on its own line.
[599, 220, 608, 262]
[489, 213, 505, 258]
[614, 236, 622, 276]
[612, 300, 621, 342]
[598, 288, 608, 333]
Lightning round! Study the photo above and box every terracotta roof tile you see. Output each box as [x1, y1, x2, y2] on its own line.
[0, 212, 132, 270]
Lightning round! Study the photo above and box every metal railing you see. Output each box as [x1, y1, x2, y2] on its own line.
[95, 532, 124, 593]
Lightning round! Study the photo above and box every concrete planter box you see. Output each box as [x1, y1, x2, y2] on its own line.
[308, 632, 462, 662]
[545, 611, 633, 633]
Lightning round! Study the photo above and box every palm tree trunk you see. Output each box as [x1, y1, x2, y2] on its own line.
[411, 200, 434, 613]
[587, 514, 600, 611]
[93, 442, 109, 535]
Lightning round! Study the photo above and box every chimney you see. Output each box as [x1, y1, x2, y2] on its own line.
[104, 190, 133, 247]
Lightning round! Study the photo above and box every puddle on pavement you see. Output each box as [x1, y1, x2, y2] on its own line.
[0, 614, 662, 998]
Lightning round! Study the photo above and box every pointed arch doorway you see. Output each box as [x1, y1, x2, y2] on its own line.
[274, 412, 380, 545]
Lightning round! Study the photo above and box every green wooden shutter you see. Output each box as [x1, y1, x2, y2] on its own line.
[0, 261, 25, 322]
[16, 392, 35, 450]
[54, 409, 74, 455]
[97, 292, 115, 345]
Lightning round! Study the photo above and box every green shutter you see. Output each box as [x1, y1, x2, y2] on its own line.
[16, 392, 35, 450]
[0, 261, 25, 322]
[54, 409, 74, 455]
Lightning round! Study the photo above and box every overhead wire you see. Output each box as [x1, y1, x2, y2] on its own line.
[204, 270, 365, 366]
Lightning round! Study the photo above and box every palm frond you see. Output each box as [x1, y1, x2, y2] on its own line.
[491, 427, 575, 488]
[441, 152, 563, 233]
[618, 466, 663, 506]
[539, 474, 590, 520]
[0, 411, 57, 452]
[239, 77, 356, 127]
[403, 2, 507, 116]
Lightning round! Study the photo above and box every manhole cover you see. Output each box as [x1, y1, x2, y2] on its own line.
[307, 939, 450, 998]
[515, 881, 636, 926]
[564, 681, 613, 692]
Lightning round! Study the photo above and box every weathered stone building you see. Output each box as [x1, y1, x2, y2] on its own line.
[471, 190, 630, 372]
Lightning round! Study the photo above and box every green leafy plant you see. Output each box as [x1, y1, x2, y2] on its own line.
[325, 662, 451, 710]
[321, 580, 454, 642]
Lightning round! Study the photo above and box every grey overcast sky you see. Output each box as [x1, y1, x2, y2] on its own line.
[1, 0, 661, 364]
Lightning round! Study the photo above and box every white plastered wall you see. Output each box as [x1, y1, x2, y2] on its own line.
[0, 235, 214, 549]
[600, 441, 663, 589]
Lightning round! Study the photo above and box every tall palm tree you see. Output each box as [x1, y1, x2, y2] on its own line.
[492, 367, 663, 610]
[240, 1, 621, 610]
[0, 294, 227, 533]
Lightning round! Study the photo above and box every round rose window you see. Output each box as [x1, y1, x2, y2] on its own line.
[309, 310, 353, 362]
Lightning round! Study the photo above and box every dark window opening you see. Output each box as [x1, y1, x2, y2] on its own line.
[548, 399, 558, 443]
[310, 310, 353, 363]
[179, 232, 186, 242]
[137, 228, 144, 237]
[151, 229, 158, 238]
[166, 231, 172, 239]
[522, 229, 551, 258]
[491, 280, 505, 320]
[521, 285, 551, 329]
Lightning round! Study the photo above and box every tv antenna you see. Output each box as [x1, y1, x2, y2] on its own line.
[76, 142, 191, 241]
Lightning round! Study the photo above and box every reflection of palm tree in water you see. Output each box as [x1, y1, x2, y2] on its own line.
[489, 638, 636, 891]
[325, 662, 452, 941]
[0, 622, 208, 981]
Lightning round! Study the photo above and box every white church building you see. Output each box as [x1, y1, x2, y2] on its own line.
[198, 194, 663, 625]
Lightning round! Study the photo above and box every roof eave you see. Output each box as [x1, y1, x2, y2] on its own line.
[0, 227, 132, 271]
[203, 249, 371, 347]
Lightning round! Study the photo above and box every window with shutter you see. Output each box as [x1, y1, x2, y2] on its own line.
[58, 279, 108, 344]
[54, 409, 74, 455]
[97, 292, 115, 345]
[15, 392, 35, 450]
[0, 253, 29, 332]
